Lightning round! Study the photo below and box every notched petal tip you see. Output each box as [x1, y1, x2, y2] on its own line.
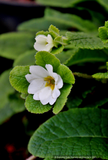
[45, 64, 53, 74]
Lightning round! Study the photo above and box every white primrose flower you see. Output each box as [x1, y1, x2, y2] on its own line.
[34, 34, 54, 52]
[25, 64, 63, 105]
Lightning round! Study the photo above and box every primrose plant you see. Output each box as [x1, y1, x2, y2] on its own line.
[10, 25, 75, 115]
[9, 23, 108, 160]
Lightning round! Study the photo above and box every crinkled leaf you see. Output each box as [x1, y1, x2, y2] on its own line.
[0, 32, 34, 59]
[51, 45, 64, 55]
[105, 21, 108, 28]
[0, 69, 14, 109]
[66, 32, 105, 49]
[98, 26, 108, 43]
[25, 94, 52, 114]
[98, 21, 108, 43]
[9, 66, 29, 94]
[28, 108, 108, 159]
[13, 50, 36, 67]
[53, 84, 72, 114]
[48, 25, 60, 39]
[66, 49, 108, 66]
[35, 51, 60, 72]
[57, 64, 75, 84]
[57, 48, 108, 66]
[54, 36, 68, 46]
[45, 8, 97, 32]
[36, 31, 49, 37]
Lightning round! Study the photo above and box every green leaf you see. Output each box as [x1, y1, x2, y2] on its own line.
[18, 18, 50, 32]
[0, 32, 34, 59]
[17, 17, 72, 32]
[0, 70, 25, 124]
[0, 103, 15, 124]
[53, 84, 72, 114]
[28, 108, 108, 159]
[48, 25, 60, 38]
[92, 72, 108, 79]
[9, 66, 29, 94]
[69, 82, 108, 109]
[8, 93, 25, 112]
[36, 0, 87, 8]
[35, 51, 60, 72]
[0, 69, 14, 109]
[51, 45, 64, 55]
[105, 21, 108, 28]
[57, 48, 108, 66]
[66, 82, 95, 109]
[66, 32, 105, 49]
[44, 158, 55, 160]
[98, 21, 108, 43]
[36, 31, 49, 37]
[25, 94, 52, 114]
[54, 36, 68, 46]
[97, 0, 108, 10]
[13, 50, 36, 67]
[45, 8, 97, 32]
[106, 62, 108, 70]
[98, 26, 108, 43]
[57, 64, 75, 84]
[0, 93, 25, 125]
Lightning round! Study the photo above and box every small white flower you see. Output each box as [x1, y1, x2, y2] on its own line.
[25, 64, 63, 105]
[34, 34, 54, 52]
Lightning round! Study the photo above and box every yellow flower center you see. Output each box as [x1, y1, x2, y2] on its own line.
[44, 76, 55, 90]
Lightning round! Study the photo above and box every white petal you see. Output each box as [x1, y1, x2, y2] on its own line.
[34, 35, 48, 51]
[25, 74, 37, 83]
[43, 44, 53, 52]
[47, 34, 54, 44]
[30, 65, 48, 78]
[52, 85, 60, 99]
[52, 72, 59, 82]
[56, 75, 63, 89]
[39, 87, 52, 101]
[33, 91, 40, 100]
[34, 43, 53, 52]
[34, 42, 47, 51]
[28, 79, 45, 94]
[49, 96, 57, 105]
[40, 88, 52, 105]
[36, 35, 47, 43]
[34, 34, 54, 52]
[45, 64, 53, 75]
[40, 97, 50, 105]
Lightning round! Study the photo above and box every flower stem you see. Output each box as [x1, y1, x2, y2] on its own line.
[26, 155, 36, 160]
[73, 72, 93, 79]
